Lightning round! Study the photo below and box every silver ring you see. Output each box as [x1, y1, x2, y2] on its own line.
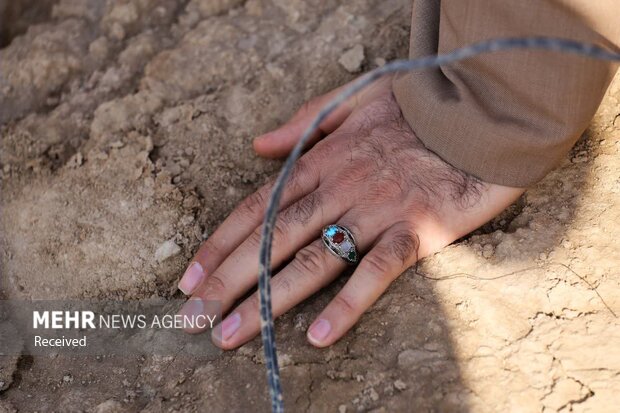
[322, 224, 358, 264]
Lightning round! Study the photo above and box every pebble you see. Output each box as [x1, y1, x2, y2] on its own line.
[397, 349, 435, 368]
[538, 252, 547, 260]
[339, 44, 365, 73]
[93, 399, 124, 413]
[155, 239, 181, 262]
[369, 387, 379, 401]
[394, 380, 407, 391]
[482, 244, 494, 258]
[67, 152, 83, 168]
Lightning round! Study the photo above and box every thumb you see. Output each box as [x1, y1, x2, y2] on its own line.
[253, 83, 356, 158]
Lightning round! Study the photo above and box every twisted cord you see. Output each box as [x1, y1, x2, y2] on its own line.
[257, 37, 620, 413]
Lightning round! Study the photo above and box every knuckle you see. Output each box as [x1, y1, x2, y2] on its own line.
[238, 190, 266, 218]
[312, 134, 345, 161]
[293, 243, 326, 275]
[199, 273, 227, 298]
[325, 166, 360, 192]
[246, 293, 260, 313]
[199, 238, 220, 257]
[375, 170, 405, 195]
[289, 156, 314, 189]
[272, 218, 290, 243]
[390, 227, 420, 265]
[313, 136, 335, 154]
[362, 251, 394, 277]
[248, 216, 291, 249]
[342, 159, 373, 186]
[272, 274, 293, 296]
[405, 200, 433, 221]
[282, 191, 321, 225]
[362, 227, 419, 277]
[247, 229, 263, 249]
[332, 293, 358, 315]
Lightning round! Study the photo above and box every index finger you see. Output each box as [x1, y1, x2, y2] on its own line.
[178, 155, 320, 295]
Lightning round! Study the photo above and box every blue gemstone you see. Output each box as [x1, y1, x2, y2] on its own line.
[325, 226, 337, 237]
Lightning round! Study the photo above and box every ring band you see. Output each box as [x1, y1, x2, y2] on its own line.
[322, 224, 358, 264]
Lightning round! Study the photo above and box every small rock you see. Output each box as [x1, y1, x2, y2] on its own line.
[572, 154, 589, 163]
[397, 349, 436, 368]
[293, 313, 308, 330]
[368, 387, 379, 401]
[277, 353, 292, 367]
[538, 252, 547, 260]
[67, 152, 83, 168]
[482, 244, 494, 258]
[338, 405, 347, 413]
[339, 44, 365, 73]
[572, 150, 589, 163]
[155, 239, 181, 262]
[394, 380, 407, 391]
[93, 399, 124, 413]
[63, 374, 73, 383]
[374, 57, 386, 67]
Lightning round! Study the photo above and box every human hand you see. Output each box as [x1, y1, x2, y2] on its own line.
[178, 76, 525, 349]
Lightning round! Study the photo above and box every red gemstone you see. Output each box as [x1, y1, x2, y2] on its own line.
[332, 232, 345, 244]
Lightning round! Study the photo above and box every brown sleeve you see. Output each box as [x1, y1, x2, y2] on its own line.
[392, 0, 620, 187]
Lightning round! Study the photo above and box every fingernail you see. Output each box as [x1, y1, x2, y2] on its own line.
[308, 318, 331, 343]
[179, 262, 204, 295]
[214, 313, 241, 342]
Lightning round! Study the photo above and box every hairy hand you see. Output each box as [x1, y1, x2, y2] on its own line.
[178, 76, 524, 348]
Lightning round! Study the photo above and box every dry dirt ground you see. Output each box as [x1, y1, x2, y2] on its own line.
[1, 1, 619, 412]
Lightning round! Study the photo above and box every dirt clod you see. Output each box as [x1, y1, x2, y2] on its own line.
[339, 44, 365, 73]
